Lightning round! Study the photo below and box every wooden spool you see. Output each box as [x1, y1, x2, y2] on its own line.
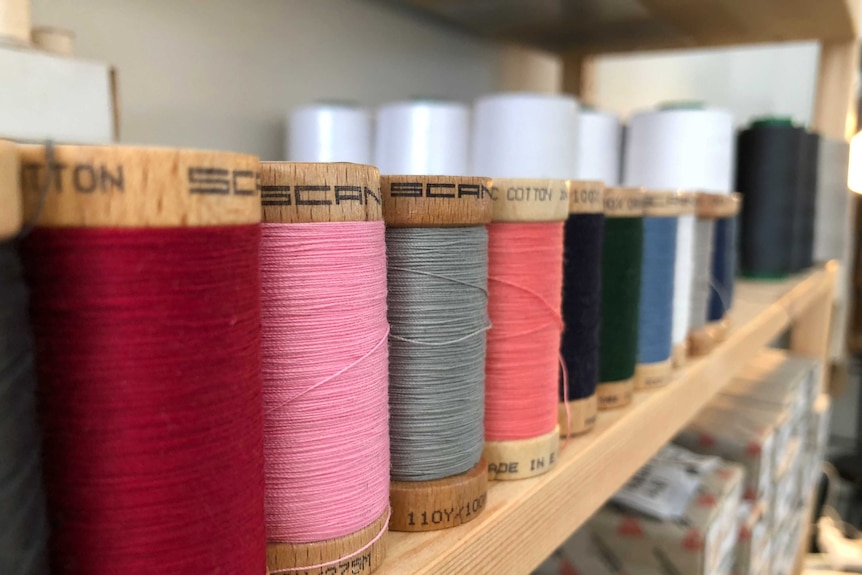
[704, 193, 741, 344]
[18, 144, 260, 227]
[262, 162, 387, 573]
[635, 190, 682, 391]
[381, 174, 492, 531]
[31, 26, 75, 56]
[0, 140, 21, 241]
[597, 186, 643, 410]
[672, 191, 698, 368]
[483, 177, 567, 480]
[689, 192, 741, 356]
[559, 180, 603, 437]
[0, 0, 29, 46]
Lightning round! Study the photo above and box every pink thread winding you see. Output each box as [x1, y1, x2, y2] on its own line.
[485, 222, 565, 441]
[261, 221, 390, 544]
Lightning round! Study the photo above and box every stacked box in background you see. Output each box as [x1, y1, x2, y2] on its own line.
[534, 350, 829, 575]
[535, 452, 745, 575]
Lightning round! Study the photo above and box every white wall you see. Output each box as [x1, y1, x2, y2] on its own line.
[593, 42, 821, 128]
[32, 0, 504, 159]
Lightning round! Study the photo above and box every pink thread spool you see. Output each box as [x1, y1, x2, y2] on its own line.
[260, 162, 389, 575]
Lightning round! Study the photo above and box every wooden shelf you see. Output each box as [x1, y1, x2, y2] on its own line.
[380, 0, 859, 55]
[378, 264, 837, 575]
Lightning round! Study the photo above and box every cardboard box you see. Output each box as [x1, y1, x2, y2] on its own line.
[0, 45, 117, 143]
[577, 459, 745, 575]
[733, 503, 770, 575]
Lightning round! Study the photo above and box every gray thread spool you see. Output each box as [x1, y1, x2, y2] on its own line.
[689, 219, 714, 332]
[386, 226, 487, 482]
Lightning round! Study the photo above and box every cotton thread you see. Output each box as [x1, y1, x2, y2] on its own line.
[637, 216, 678, 364]
[598, 217, 643, 384]
[708, 216, 737, 322]
[261, 221, 390, 542]
[387, 227, 487, 481]
[0, 240, 49, 575]
[560, 213, 604, 402]
[690, 219, 715, 332]
[672, 213, 696, 349]
[485, 222, 563, 441]
[22, 226, 266, 575]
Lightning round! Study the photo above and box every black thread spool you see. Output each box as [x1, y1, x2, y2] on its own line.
[791, 130, 819, 272]
[559, 181, 604, 437]
[737, 118, 806, 278]
[0, 140, 49, 575]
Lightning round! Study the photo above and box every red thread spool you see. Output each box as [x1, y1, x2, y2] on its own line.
[18, 145, 266, 575]
[483, 178, 568, 481]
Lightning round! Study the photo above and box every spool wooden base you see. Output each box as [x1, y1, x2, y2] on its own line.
[596, 378, 633, 410]
[672, 341, 688, 368]
[709, 318, 730, 343]
[266, 510, 387, 575]
[688, 326, 715, 357]
[635, 358, 673, 390]
[557, 395, 597, 437]
[484, 426, 560, 480]
[389, 458, 488, 532]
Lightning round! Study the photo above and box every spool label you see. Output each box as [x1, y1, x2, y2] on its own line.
[676, 192, 698, 216]
[483, 426, 561, 481]
[488, 178, 569, 222]
[642, 191, 683, 217]
[389, 458, 488, 532]
[603, 187, 644, 217]
[381, 175, 493, 227]
[596, 379, 634, 410]
[18, 145, 262, 227]
[568, 181, 604, 215]
[261, 163, 382, 223]
[696, 192, 741, 219]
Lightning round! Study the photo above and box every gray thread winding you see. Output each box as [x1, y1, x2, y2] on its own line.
[386, 227, 488, 482]
[689, 219, 714, 331]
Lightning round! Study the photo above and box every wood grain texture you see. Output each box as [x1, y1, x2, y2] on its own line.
[0, 140, 21, 240]
[381, 175, 492, 227]
[261, 162, 381, 223]
[603, 187, 644, 217]
[676, 191, 697, 215]
[389, 459, 488, 532]
[695, 192, 740, 219]
[557, 396, 597, 437]
[18, 144, 260, 227]
[642, 190, 682, 217]
[267, 511, 388, 575]
[489, 178, 569, 222]
[483, 426, 560, 481]
[634, 358, 673, 390]
[568, 180, 604, 215]
[382, 0, 858, 54]
[376, 266, 835, 575]
[596, 378, 634, 410]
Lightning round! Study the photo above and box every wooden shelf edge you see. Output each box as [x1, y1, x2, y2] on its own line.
[379, 266, 835, 575]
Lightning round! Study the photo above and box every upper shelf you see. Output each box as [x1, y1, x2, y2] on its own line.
[377, 265, 836, 575]
[380, 0, 860, 55]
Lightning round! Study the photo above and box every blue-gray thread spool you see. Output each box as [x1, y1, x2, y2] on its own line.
[386, 226, 488, 482]
[637, 214, 678, 367]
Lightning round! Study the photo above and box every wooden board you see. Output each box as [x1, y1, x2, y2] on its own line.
[380, 0, 859, 55]
[376, 264, 836, 575]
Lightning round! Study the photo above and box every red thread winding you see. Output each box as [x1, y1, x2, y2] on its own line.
[22, 226, 266, 575]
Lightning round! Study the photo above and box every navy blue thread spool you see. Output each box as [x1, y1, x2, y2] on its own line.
[635, 191, 680, 390]
[792, 131, 819, 272]
[707, 196, 741, 342]
[559, 181, 604, 437]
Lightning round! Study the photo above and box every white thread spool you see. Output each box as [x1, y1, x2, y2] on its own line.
[375, 99, 469, 176]
[624, 105, 735, 357]
[287, 102, 372, 164]
[31, 26, 75, 56]
[576, 109, 621, 186]
[471, 92, 578, 179]
[0, 0, 29, 46]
